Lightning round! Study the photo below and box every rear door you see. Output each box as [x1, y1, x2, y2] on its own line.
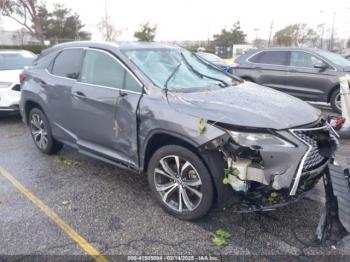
[247, 50, 290, 90]
[286, 51, 336, 101]
[46, 48, 84, 143]
[71, 48, 143, 168]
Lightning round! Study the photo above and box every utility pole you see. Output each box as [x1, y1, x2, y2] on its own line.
[268, 20, 274, 47]
[330, 11, 336, 51]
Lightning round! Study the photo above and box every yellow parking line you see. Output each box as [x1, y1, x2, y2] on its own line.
[0, 165, 108, 262]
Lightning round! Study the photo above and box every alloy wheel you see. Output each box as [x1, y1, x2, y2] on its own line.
[30, 113, 48, 150]
[154, 155, 203, 212]
[335, 92, 341, 112]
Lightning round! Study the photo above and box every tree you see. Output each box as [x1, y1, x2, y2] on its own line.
[0, 0, 44, 43]
[98, 16, 120, 41]
[134, 21, 157, 42]
[213, 21, 246, 47]
[274, 23, 319, 47]
[40, 4, 90, 43]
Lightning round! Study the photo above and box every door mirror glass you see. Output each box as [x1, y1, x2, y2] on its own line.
[313, 62, 328, 70]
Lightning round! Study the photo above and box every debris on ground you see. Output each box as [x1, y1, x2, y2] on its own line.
[211, 228, 231, 247]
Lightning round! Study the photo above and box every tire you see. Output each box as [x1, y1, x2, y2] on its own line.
[29, 108, 63, 154]
[147, 145, 214, 220]
[330, 89, 341, 114]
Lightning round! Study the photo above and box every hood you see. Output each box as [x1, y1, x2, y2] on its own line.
[0, 70, 22, 84]
[169, 82, 321, 130]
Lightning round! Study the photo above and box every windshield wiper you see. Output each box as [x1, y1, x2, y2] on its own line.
[164, 63, 181, 91]
[193, 53, 242, 83]
[180, 52, 230, 87]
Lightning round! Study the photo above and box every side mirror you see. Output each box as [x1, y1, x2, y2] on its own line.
[314, 62, 328, 71]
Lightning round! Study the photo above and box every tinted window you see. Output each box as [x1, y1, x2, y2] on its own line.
[250, 51, 289, 66]
[0, 51, 36, 70]
[52, 49, 84, 79]
[80, 50, 124, 88]
[290, 51, 323, 68]
[80, 49, 142, 92]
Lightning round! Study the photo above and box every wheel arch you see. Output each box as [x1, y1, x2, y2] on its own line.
[327, 83, 340, 103]
[24, 99, 45, 125]
[142, 131, 200, 173]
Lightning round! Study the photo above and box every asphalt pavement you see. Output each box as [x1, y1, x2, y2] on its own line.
[1, 106, 350, 260]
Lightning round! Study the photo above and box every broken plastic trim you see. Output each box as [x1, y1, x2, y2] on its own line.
[316, 164, 349, 243]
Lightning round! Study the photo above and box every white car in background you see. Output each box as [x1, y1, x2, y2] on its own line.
[0, 50, 36, 114]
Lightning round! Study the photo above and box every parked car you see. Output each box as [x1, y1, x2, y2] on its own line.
[196, 52, 236, 73]
[20, 42, 338, 220]
[232, 47, 350, 113]
[340, 49, 350, 60]
[0, 50, 36, 114]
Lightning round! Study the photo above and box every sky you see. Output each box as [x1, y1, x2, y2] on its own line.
[1, 0, 350, 42]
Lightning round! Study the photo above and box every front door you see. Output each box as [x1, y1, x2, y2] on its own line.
[71, 48, 143, 168]
[286, 51, 335, 101]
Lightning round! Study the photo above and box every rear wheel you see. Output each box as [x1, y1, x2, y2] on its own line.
[147, 145, 214, 220]
[29, 108, 63, 154]
[330, 89, 341, 114]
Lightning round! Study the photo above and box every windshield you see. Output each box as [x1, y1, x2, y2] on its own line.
[123, 48, 236, 90]
[317, 50, 350, 67]
[197, 52, 223, 63]
[0, 51, 36, 70]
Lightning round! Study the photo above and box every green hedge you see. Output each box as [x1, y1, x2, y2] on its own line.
[0, 45, 48, 54]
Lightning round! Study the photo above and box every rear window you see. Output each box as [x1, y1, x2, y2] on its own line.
[0, 51, 36, 70]
[52, 49, 84, 79]
[249, 51, 289, 66]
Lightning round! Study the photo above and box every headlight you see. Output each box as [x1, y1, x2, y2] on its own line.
[0, 82, 13, 89]
[228, 130, 295, 148]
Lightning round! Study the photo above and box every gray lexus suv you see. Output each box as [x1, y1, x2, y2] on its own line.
[20, 42, 338, 220]
[233, 48, 350, 113]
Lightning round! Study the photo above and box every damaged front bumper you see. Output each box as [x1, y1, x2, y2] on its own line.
[203, 119, 338, 211]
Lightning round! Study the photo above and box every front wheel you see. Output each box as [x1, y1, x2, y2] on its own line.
[330, 89, 341, 114]
[147, 145, 214, 220]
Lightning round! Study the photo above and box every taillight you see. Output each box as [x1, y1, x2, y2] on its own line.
[19, 73, 25, 83]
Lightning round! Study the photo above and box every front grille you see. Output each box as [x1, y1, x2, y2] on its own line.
[293, 129, 328, 172]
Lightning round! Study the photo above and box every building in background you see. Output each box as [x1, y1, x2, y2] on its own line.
[0, 27, 39, 45]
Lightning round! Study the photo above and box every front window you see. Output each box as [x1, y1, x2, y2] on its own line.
[123, 48, 236, 90]
[317, 50, 350, 67]
[290, 51, 324, 68]
[0, 51, 36, 70]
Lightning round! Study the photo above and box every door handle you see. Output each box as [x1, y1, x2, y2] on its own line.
[72, 91, 87, 100]
[119, 89, 128, 97]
